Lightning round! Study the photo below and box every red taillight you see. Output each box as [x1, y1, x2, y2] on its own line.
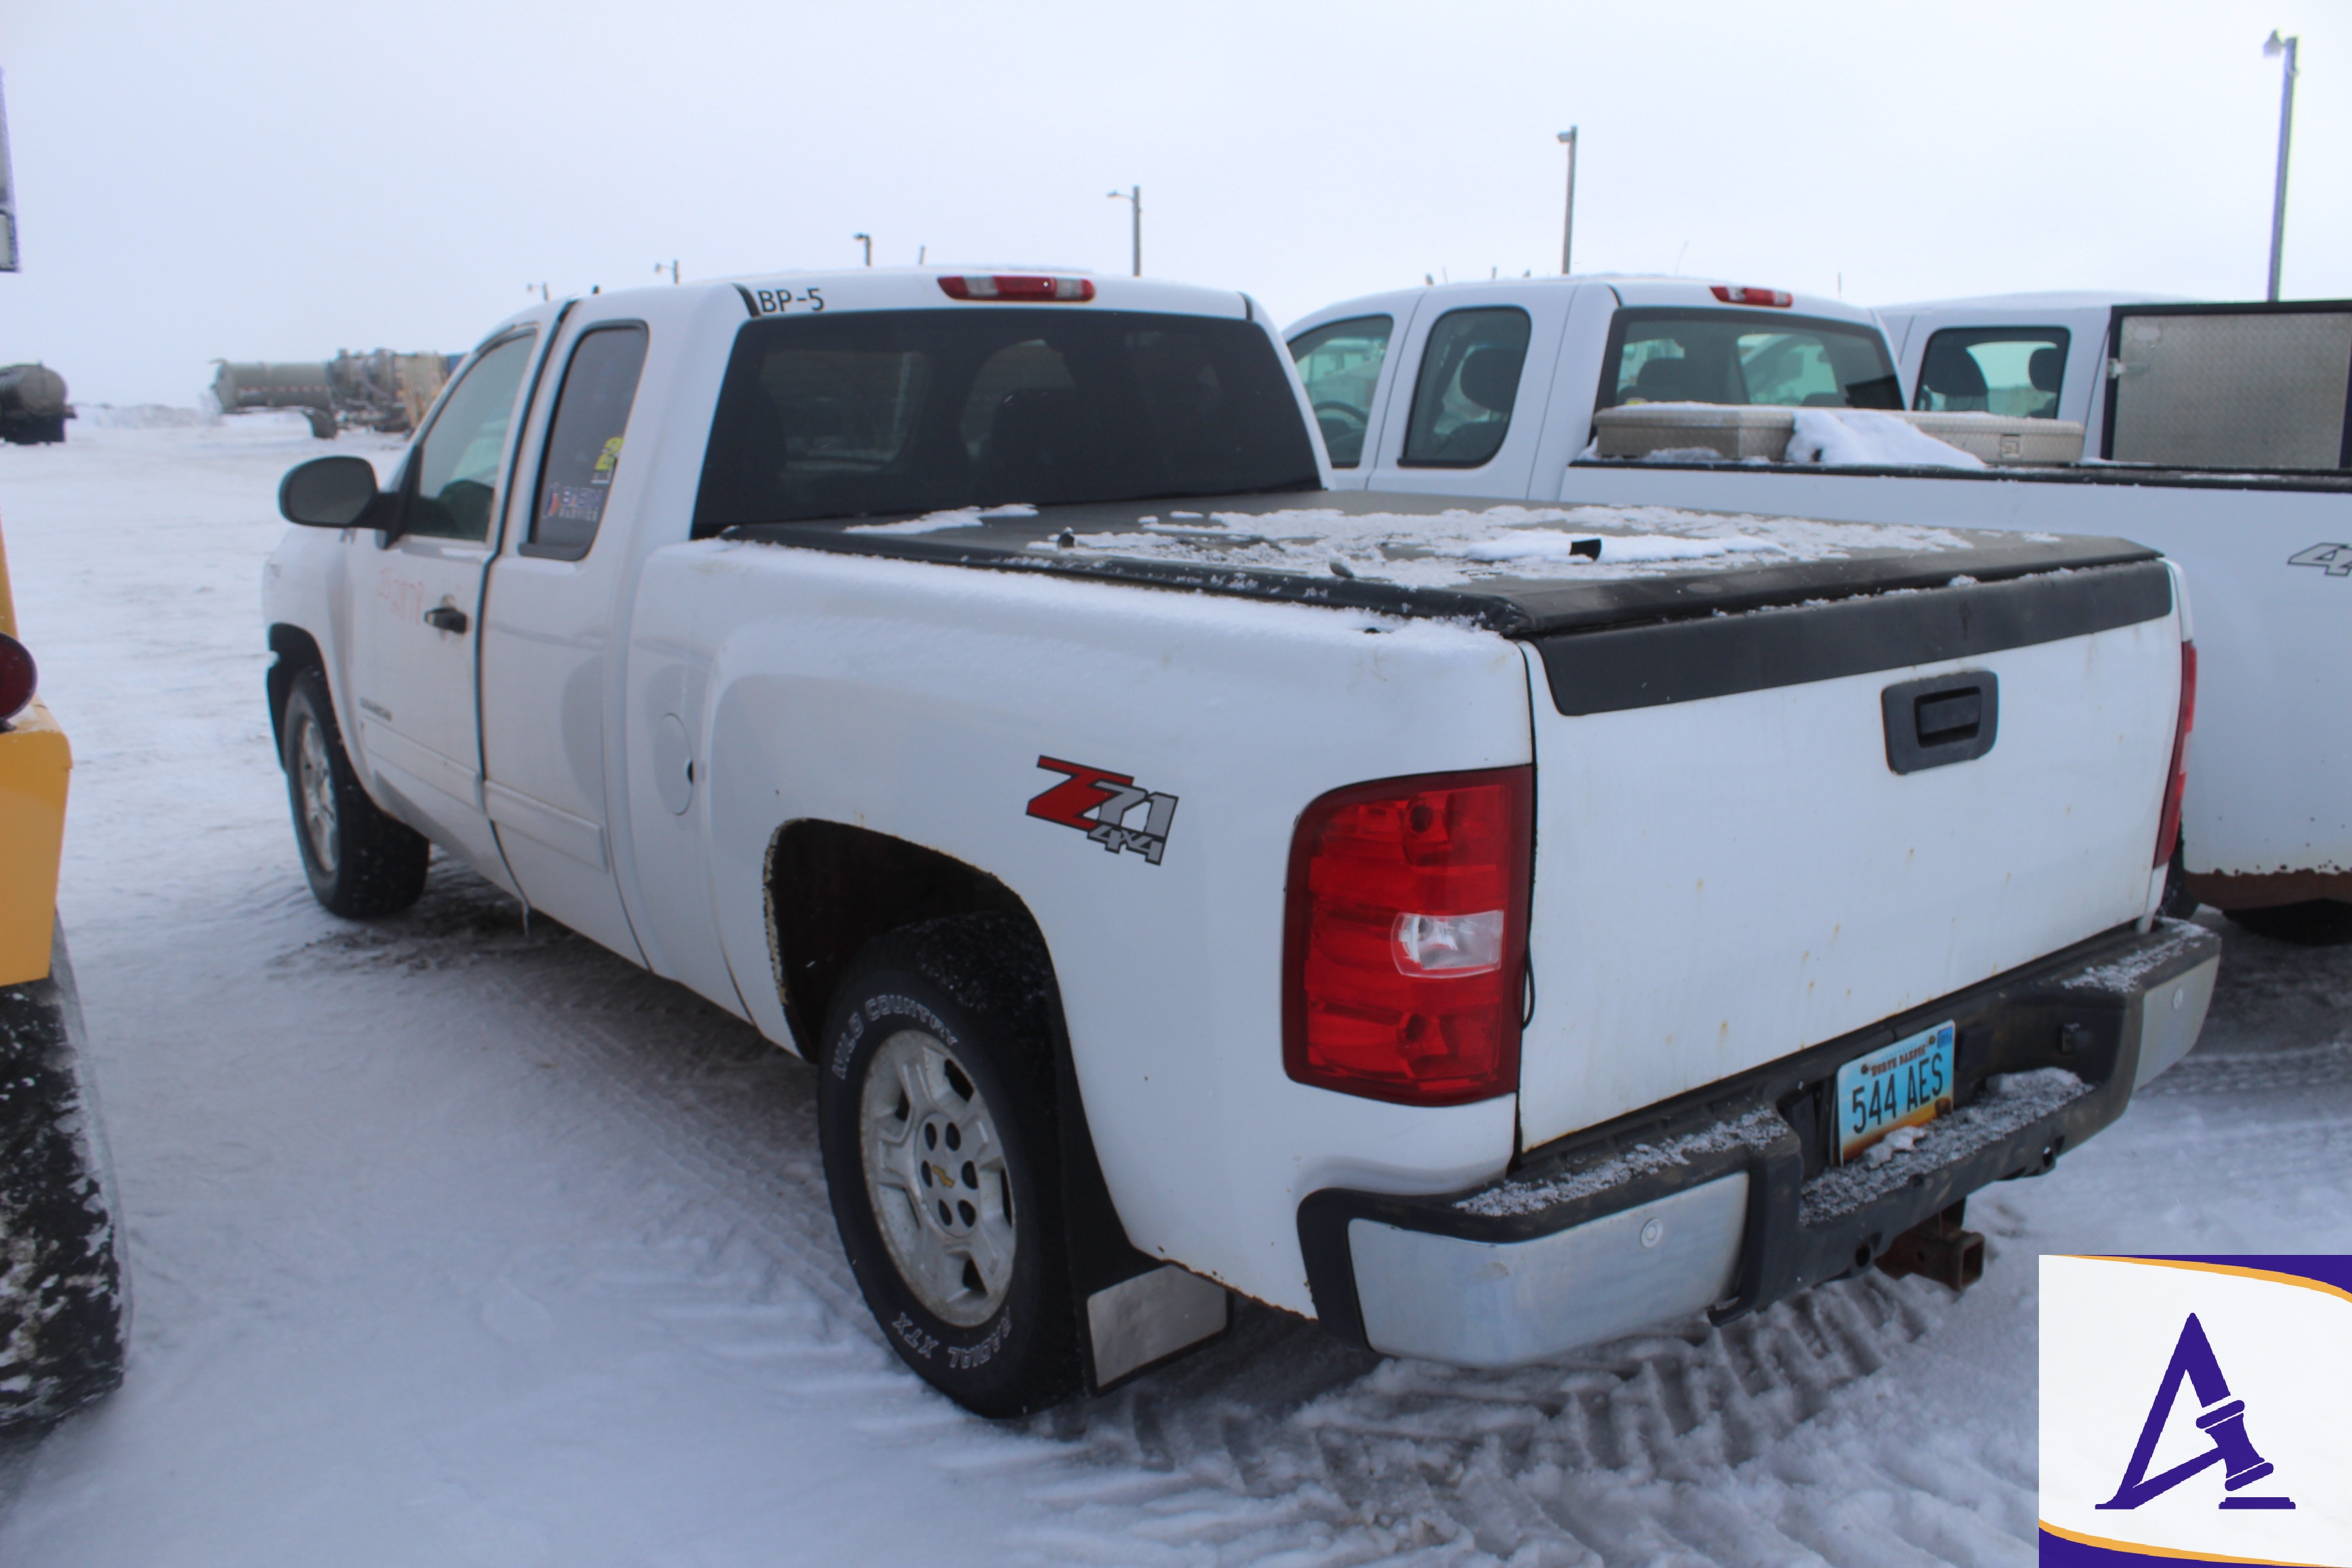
[1283, 767, 1533, 1106]
[2155, 642, 2197, 867]
[937, 274, 1096, 302]
[1710, 284, 1793, 308]
[0, 632, 34, 723]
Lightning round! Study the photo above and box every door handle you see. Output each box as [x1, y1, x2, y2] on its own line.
[423, 605, 470, 634]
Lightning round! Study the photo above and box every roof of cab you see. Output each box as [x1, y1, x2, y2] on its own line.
[713, 267, 1261, 321]
[1874, 290, 2197, 314]
[1286, 274, 1881, 333]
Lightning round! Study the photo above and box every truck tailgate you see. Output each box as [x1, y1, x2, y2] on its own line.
[1514, 560, 2181, 1149]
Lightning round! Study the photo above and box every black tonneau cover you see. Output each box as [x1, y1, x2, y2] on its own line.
[723, 489, 2161, 638]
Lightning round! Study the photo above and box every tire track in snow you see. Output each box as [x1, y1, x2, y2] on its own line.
[1009, 1271, 1976, 1565]
[272, 863, 2026, 1566]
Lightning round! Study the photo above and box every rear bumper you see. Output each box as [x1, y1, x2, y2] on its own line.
[1298, 918, 2221, 1367]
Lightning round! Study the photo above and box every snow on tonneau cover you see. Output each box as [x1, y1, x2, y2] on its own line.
[731, 492, 2183, 1153]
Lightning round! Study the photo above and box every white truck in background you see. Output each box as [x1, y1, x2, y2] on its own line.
[1288, 276, 2352, 934]
[262, 267, 2213, 1418]
[1879, 292, 2352, 472]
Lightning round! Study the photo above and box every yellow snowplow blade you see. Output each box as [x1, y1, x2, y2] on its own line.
[1, 514, 73, 987]
[1, 700, 70, 985]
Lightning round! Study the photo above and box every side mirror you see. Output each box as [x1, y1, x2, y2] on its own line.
[278, 455, 382, 528]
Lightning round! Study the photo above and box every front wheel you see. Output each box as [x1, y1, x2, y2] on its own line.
[817, 913, 1081, 1417]
[280, 664, 429, 917]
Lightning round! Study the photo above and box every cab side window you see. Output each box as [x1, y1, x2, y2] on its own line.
[1288, 314, 1392, 466]
[1914, 328, 2070, 419]
[526, 325, 651, 559]
[1401, 308, 1530, 468]
[406, 332, 538, 541]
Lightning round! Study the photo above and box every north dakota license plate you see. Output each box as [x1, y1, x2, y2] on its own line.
[1836, 1020, 1956, 1162]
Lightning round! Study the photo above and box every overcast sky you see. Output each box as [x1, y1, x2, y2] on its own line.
[4, 0, 2347, 405]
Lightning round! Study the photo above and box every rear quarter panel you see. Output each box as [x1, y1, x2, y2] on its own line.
[628, 543, 1533, 1314]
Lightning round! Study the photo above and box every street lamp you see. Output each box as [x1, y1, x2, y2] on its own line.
[853, 232, 872, 268]
[1556, 129, 1578, 276]
[1107, 186, 1141, 277]
[2262, 32, 2298, 301]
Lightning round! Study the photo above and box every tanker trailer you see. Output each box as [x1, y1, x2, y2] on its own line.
[0, 363, 70, 445]
[323, 348, 451, 434]
[210, 361, 336, 439]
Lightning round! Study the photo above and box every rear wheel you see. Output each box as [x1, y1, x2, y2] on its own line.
[2219, 900, 2352, 947]
[817, 913, 1081, 1417]
[280, 664, 428, 917]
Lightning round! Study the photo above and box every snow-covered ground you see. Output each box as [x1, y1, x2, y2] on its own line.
[1, 419, 2345, 1567]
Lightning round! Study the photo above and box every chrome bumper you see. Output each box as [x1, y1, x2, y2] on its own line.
[1301, 919, 2222, 1367]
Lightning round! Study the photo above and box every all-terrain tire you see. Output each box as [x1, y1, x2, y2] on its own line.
[0, 932, 127, 1428]
[816, 913, 1081, 1418]
[280, 663, 429, 917]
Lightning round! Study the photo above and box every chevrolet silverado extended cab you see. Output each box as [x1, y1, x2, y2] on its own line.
[1290, 276, 2352, 933]
[264, 268, 2216, 1416]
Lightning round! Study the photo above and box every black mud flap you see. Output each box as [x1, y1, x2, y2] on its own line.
[0, 930, 128, 1426]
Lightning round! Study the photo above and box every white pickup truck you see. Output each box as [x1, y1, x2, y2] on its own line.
[1880, 291, 2352, 472]
[1290, 277, 2352, 933]
[263, 268, 2216, 1416]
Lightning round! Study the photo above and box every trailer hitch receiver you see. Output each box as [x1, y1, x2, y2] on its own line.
[1876, 1202, 1985, 1292]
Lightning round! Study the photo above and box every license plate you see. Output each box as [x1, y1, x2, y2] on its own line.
[1836, 1021, 1956, 1162]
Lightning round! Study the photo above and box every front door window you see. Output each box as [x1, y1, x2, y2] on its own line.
[407, 334, 538, 539]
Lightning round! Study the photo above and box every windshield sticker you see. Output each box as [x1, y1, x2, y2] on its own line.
[593, 436, 622, 483]
[1028, 756, 1178, 866]
[543, 485, 605, 526]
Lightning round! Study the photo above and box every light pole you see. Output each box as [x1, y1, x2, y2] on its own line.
[2263, 32, 2299, 301]
[853, 232, 872, 267]
[1107, 186, 1140, 277]
[1556, 128, 1578, 276]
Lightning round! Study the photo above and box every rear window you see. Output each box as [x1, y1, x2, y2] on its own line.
[692, 308, 1319, 532]
[1914, 327, 2070, 418]
[1600, 308, 1901, 412]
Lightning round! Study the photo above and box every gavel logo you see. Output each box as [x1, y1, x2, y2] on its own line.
[2098, 1313, 2296, 1512]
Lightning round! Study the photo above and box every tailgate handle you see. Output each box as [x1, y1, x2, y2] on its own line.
[1882, 671, 1998, 774]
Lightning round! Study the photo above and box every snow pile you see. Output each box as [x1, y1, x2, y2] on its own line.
[1786, 408, 1986, 470]
[1034, 503, 1974, 591]
[74, 404, 218, 429]
[1457, 1108, 1786, 1218]
[847, 502, 1037, 534]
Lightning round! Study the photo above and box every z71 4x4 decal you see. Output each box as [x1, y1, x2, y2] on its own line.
[1028, 756, 1179, 866]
